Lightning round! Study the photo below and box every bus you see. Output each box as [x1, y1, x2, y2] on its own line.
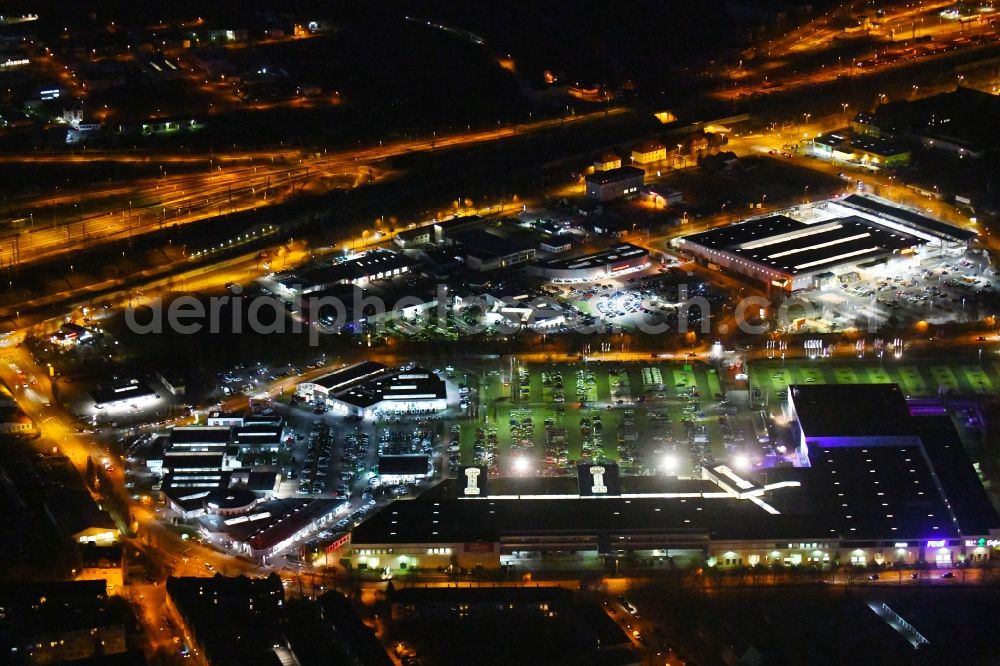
[752, 410, 770, 444]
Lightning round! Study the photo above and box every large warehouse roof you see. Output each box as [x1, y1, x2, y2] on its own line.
[840, 194, 977, 242]
[681, 214, 923, 276]
[353, 414, 998, 547]
[791, 383, 913, 437]
[913, 415, 1000, 534]
[351, 482, 818, 545]
[804, 443, 953, 540]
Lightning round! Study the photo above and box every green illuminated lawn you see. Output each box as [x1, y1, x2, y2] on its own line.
[750, 358, 1000, 399]
[449, 356, 999, 473]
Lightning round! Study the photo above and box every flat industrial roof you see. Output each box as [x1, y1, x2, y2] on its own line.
[246, 498, 344, 551]
[334, 367, 446, 409]
[161, 452, 226, 471]
[395, 225, 433, 240]
[841, 194, 977, 242]
[351, 477, 818, 545]
[90, 380, 156, 406]
[232, 423, 283, 447]
[278, 250, 418, 289]
[791, 383, 913, 437]
[389, 586, 572, 605]
[913, 415, 1000, 534]
[537, 243, 648, 271]
[336, 249, 417, 276]
[805, 443, 956, 540]
[481, 475, 715, 497]
[244, 470, 279, 492]
[453, 229, 534, 260]
[335, 388, 383, 408]
[849, 137, 908, 156]
[814, 133, 850, 148]
[584, 166, 645, 185]
[352, 495, 820, 546]
[310, 361, 387, 391]
[434, 215, 483, 234]
[378, 454, 430, 476]
[681, 214, 923, 276]
[169, 426, 233, 445]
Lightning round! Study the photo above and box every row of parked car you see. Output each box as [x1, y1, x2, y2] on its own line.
[298, 421, 333, 495]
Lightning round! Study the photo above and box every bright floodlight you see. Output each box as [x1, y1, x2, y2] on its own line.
[733, 454, 751, 471]
[512, 457, 530, 473]
[661, 454, 678, 474]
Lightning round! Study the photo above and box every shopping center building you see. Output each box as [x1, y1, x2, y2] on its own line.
[346, 384, 999, 574]
[674, 195, 975, 291]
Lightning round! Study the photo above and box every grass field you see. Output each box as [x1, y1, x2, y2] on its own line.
[750, 358, 1000, 401]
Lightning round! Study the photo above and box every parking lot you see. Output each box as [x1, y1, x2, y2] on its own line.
[793, 249, 997, 330]
[547, 267, 729, 333]
[455, 360, 766, 479]
[452, 352, 999, 479]
[266, 405, 453, 559]
[215, 359, 318, 401]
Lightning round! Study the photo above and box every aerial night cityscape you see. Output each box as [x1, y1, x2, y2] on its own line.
[4, 0, 1000, 664]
